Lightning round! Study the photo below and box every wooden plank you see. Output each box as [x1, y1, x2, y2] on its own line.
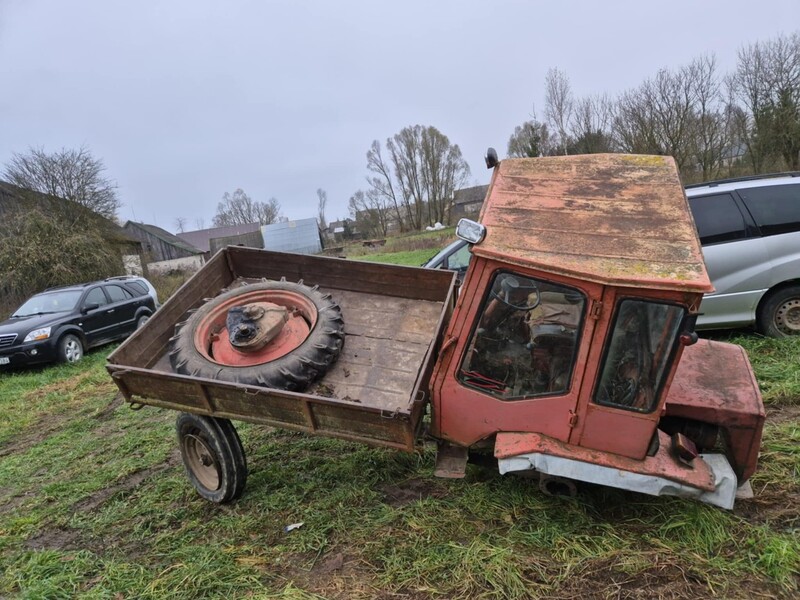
[228, 246, 455, 302]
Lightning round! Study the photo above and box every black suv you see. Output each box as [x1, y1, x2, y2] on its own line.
[0, 279, 156, 369]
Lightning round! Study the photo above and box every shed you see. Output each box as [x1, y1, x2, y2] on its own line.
[123, 221, 204, 262]
[261, 218, 322, 255]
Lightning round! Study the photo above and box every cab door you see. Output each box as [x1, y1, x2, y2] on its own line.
[431, 260, 603, 447]
[569, 287, 689, 459]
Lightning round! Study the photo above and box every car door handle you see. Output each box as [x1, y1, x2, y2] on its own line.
[106, 309, 115, 313]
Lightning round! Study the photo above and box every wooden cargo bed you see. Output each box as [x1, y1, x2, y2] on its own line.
[107, 246, 456, 451]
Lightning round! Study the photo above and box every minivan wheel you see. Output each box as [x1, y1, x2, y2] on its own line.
[757, 286, 800, 337]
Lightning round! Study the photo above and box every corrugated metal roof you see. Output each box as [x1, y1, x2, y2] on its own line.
[177, 222, 262, 253]
[261, 217, 322, 255]
[473, 154, 713, 293]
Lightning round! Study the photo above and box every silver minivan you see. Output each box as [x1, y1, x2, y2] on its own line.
[686, 174, 800, 337]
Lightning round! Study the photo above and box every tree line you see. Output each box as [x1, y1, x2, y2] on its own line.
[508, 32, 800, 183]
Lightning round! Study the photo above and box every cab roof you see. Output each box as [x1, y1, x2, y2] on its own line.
[473, 154, 713, 293]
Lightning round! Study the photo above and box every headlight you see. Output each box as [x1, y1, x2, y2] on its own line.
[24, 327, 51, 342]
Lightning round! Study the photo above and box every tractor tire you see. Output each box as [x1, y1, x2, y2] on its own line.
[168, 279, 344, 391]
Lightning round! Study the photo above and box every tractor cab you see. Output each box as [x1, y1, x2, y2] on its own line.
[430, 154, 762, 508]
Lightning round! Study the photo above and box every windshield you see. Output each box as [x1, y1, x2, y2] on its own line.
[12, 290, 83, 317]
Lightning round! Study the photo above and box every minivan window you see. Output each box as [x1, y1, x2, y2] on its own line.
[688, 193, 747, 245]
[738, 184, 800, 237]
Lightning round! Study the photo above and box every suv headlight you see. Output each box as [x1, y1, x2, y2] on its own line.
[24, 327, 51, 342]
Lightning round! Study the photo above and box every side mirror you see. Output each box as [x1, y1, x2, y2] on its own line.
[82, 302, 100, 314]
[456, 219, 486, 244]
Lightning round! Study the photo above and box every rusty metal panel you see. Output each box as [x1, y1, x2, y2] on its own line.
[494, 430, 716, 492]
[474, 154, 713, 293]
[665, 338, 765, 481]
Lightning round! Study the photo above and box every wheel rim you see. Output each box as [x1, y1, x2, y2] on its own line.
[194, 289, 318, 367]
[182, 432, 220, 490]
[774, 298, 800, 335]
[138, 316, 150, 328]
[65, 339, 82, 362]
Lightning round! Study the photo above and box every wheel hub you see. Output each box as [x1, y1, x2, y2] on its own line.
[183, 433, 220, 490]
[193, 289, 318, 367]
[776, 299, 800, 335]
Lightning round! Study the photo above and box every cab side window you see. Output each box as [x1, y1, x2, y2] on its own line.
[459, 272, 586, 399]
[84, 287, 108, 308]
[594, 299, 685, 413]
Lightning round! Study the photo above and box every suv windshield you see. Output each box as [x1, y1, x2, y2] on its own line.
[12, 290, 83, 317]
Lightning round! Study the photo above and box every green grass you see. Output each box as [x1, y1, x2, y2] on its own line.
[1, 349, 798, 598]
[726, 335, 800, 404]
[1, 252, 799, 598]
[354, 248, 437, 267]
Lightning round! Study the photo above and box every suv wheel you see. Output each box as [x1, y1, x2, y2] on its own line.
[58, 334, 84, 364]
[757, 286, 800, 337]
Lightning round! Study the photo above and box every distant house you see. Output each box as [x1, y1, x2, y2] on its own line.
[123, 221, 204, 262]
[262, 218, 322, 255]
[177, 222, 262, 253]
[452, 185, 489, 220]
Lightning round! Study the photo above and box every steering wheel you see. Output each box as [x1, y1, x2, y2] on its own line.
[491, 276, 541, 311]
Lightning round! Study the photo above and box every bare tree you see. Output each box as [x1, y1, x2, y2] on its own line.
[729, 32, 800, 171]
[568, 94, 616, 154]
[348, 189, 390, 237]
[366, 140, 405, 231]
[544, 68, 574, 154]
[507, 119, 552, 157]
[367, 125, 470, 230]
[613, 64, 699, 171]
[316, 188, 328, 231]
[3, 146, 120, 220]
[212, 189, 281, 227]
[685, 55, 731, 181]
[194, 217, 206, 230]
[174, 217, 187, 233]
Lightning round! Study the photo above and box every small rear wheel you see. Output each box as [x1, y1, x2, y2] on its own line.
[176, 413, 247, 503]
[757, 285, 800, 337]
[136, 314, 150, 330]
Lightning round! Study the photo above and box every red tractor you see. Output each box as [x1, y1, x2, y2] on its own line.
[109, 153, 763, 509]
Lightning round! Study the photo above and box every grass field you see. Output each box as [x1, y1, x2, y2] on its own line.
[1, 250, 798, 598]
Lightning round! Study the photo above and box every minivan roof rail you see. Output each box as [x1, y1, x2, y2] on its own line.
[685, 172, 800, 189]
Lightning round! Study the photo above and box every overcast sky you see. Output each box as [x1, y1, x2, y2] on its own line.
[1, 1, 797, 233]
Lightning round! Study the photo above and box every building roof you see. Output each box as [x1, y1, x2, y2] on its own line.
[177, 222, 262, 253]
[454, 185, 489, 206]
[473, 154, 713, 293]
[124, 221, 203, 254]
